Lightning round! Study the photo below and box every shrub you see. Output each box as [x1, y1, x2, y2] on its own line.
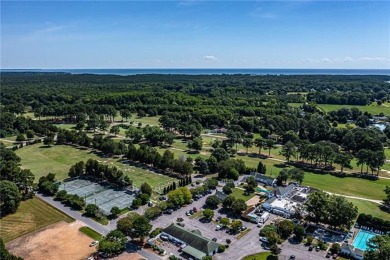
[306, 235, 314, 245]
[218, 245, 226, 253]
[149, 228, 162, 238]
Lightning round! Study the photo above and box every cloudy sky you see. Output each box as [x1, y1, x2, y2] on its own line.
[1, 1, 389, 69]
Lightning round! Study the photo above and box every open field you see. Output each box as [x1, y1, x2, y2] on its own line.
[289, 103, 390, 116]
[6, 221, 96, 260]
[346, 198, 390, 220]
[0, 197, 74, 243]
[16, 144, 175, 188]
[231, 187, 256, 202]
[302, 172, 389, 200]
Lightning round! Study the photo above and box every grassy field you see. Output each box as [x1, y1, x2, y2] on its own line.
[242, 252, 276, 260]
[79, 226, 103, 240]
[16, 144, 175, 188]
[289, 103, 390, 116]
[0, 197, 74, 243]
[231, 188, 256, 202]
[302, 172, 389, 200]
[346, 199, 390, 220]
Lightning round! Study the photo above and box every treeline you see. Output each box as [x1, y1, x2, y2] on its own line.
[356, 213, 390, 232]
[0, 143, 35, 216]
[127, 144, 194, 176]
[68, 159, 132, 187]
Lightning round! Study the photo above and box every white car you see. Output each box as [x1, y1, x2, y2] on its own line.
[215, 225, 222, 231]
[89, 241, 99, 247]
[259, 237, 268, 243]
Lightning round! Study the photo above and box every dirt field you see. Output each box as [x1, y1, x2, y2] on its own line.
[246, 195, 261, 207]
[7, 221, 96, 260]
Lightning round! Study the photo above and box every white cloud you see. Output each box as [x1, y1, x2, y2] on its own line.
[302, 58, 319, 63]
[203, 55, 218, 61]
[321, 58, 331, 63]
[342, 57, 354, 62]
[359, 57, 388, 61]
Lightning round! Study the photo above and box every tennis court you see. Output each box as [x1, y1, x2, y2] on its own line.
[60, 178, 136, 215]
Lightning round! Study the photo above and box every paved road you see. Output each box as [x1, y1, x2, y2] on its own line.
[37, 193, 161, 260]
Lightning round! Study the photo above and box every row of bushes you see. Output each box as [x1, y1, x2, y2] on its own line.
[356, 213, 390, 232]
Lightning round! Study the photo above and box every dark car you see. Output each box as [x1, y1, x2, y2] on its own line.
[315, 246, 320, 252]
[217, 216, 222, 221]
[289, 256, 296, 260]
[326, 252, 331, 258]
[164, 209, 173, 214]
[212, 238, 217, 242]
[309, 245, 314, 251]
[193, 207, 198, 212]
[178, 222, 185, 227]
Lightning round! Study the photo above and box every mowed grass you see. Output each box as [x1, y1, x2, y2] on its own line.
[289, 103, 390, 116]
[16, 144, 175, 188]
[242, 252, 277, 260]
[302, 172, 389, 200]
[346, 199, 390, 220]
[0, 197, 74, 243]
[79, 226, 102, 240]
[231, 188, 256, 202]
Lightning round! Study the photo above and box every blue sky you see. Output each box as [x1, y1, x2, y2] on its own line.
[1, 1, 389, 69]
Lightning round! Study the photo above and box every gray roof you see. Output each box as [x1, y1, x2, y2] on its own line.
[163, 224, 220, 255]
[215, 191, 228, 201]
[264, 197, 277, 205]
[275, 184, 295, 196]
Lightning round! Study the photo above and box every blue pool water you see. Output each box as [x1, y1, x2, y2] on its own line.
[352, 230, 376, 251]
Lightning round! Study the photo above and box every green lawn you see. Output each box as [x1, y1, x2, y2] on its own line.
[242, 252, 277, 260]
[0, 197, 74, 243]
[79, 226, 103, 240]
[129, 114, 160, 126]
[346, 199, 390, 220]
[289, 103, 390, 116]
[231, 188, 256, 202]
[16, 144, 175, 189]
[302, 172, 389, 200]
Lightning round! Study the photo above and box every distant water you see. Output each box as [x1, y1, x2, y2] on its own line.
[1, 68, 390, 76]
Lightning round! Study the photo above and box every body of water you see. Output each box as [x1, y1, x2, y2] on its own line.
[2, 68, 390, 76]
[352, 229, 376, 251]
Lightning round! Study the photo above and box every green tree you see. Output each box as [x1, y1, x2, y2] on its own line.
[264, 139, 276, 157]
[276, 220, 294, 239]
[242, 138, 253, 154]
[188, 137, 203, 152]
[144, 207, 162, 220]
[254, 137, 264, 155]
[85, 204, 101, 218]
[294, 225, 305, 241]
[140, 182, 152, 196]
[365, 235, 390, 260]
[305, 191, 329, 224]
[43, 136, 54, 147]
[245, 176, 257, 193]
[222, 182, 234, 194]
[116, 212, 141, 235]
[203, 208, 214, 221]
[231, 220, 243, 234]
[16, 134, 26, 143]
[211, 148, 229, 162]
[220, 217, 230, 227]
[98, 230, 127, 256]
[276, 169, 289, 185]
[110, 206, 121, 218]
[280, 141, 296, 162]
[257, 161, 266, 174]
[384, 186, 390, 208]
[131, 215, 152, 241]
[289, 168, 305, 184]
[167, 187, 192, 207]
[334, 152, 353, 173]
[110, 125, 120, 136]
[231, 198, 247, 216]
[205, 195, 221, 209]
[0, 180, 21, 216]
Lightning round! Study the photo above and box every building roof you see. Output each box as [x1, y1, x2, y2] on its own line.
[355, 248, 365, 256]
[341, 243, 354, 253]
[275, 184, 295, 197]
[163, 224, 220, 255]
[215, 191, 228, 201]
[182, 246, 206, 259]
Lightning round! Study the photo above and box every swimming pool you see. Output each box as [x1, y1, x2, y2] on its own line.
[352, 230, 376, 251]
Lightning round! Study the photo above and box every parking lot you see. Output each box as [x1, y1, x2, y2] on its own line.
[279, 240, 328, 260]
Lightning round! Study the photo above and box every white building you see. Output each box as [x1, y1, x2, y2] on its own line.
[262, 197, 297, 218]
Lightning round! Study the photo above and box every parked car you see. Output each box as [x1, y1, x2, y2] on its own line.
[289, 256, 296, 260]
[316, 246, 320, 252]
[257, 223, 263, 228]
[241, 226, 248, 231]
[193, 207, 198, 212]
[215, 225, 222, 231]
[160, 234, 169, 241]
[309, 245, 314, 251]
[216, 216, 222, 221]
[212, 238, 217, 242]
[178, 222, 185, 227]
[259, 237, 268, 243]
[186, 211, 191, 216]
[326, 252, 332, 258]
[333, 254, 338, 259]
[164, 209, 173, 214]
[89, 241, 99, 247]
